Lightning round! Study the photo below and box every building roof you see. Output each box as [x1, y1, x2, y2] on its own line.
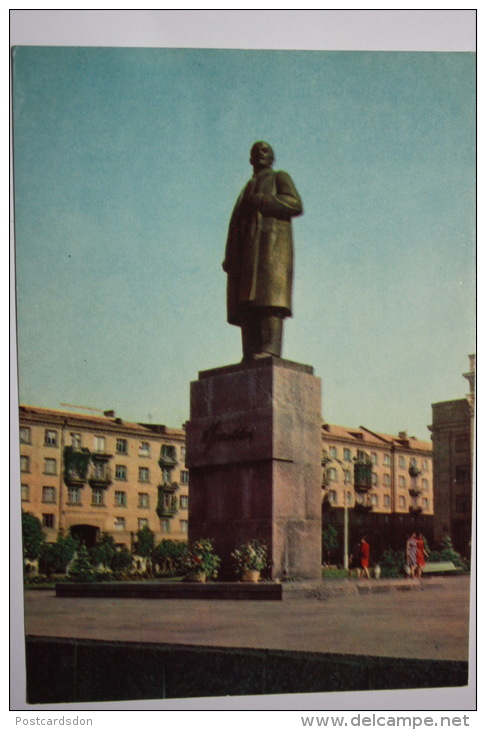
[322, 422, 431, 452]
[18, 404, 185, 439]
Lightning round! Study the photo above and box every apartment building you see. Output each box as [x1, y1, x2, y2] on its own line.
[18, 405, 188, 549]
[321, 423, 433, 554]
[429, 355, 475, 556]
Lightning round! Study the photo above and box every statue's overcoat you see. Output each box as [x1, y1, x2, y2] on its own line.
[224, 167, 303, 325]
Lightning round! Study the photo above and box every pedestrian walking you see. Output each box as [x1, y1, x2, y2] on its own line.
[360, 535, 371, 579]
[406, 532, 417, 578]
[348, 541, 362, 578]
[416, 533, 428, 579]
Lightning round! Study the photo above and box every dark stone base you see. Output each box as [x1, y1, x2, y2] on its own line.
[55, 581, 282, 600]
[186, 356, 323, 581]
[25, 635, 468, 704]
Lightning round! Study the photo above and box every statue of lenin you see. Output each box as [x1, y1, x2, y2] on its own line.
[222, 141, 303, 359]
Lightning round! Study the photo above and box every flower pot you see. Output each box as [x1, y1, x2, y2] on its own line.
[187, 571, 206, 583]
[241, 570, 260, 583]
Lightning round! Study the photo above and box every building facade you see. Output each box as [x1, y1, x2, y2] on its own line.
[429, 355, 475, 556]
[19, 405, 188, 548]
[321, 423, 434, 558]
[18, 403, 435, 560]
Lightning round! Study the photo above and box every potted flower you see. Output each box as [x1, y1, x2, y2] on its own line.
[181, 539, 221, 582]
[231, 539, 268, 582]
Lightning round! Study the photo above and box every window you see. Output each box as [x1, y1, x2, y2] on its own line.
[383, 474, 391, 487]
[180, 446, 186, 464]
[162, 467, 172, 484]
[455, 434, 470, 453]
[91, 488, 104, 505]
[399, 476, 406, 489]
[42, 514, 55, 528]
[410, 457, 417, 467]
[328, 489, 337, 504]
[20, 455, 30, 472]
[384, 495, 391, 508]
[139, 441, 150, 457]
[114, 517, 125, 530]
[115, 491, 127, 507]
[329, 446, 338, 459]
[372, 472, 378, 486]
[94, 436, 106, 453]
[180, 470, 189, 484]
[67, 486, 82, 504]
[138, 518, 149, 530]
[422, 460, 429, 472]
[345, 491, 352, 505]
[456, 495, 471, 514]
[344, 470, 351, 484]
[19, 427, 31, 444]
[421, 478, 428, 491]
[455, 466, 470, 484]
[399, 496, 406, 509]
[71, 433, 82, 448]
[139, 467, 150, 482]
[371, 494, 378, 507]
[180, 519, 188, 533]
[371, 452, 377, 465]
[383, 453, 391, 466]
[42, 486, 56, 503]
[161, 445, 177, 461]
[423, 498, 429, 511]
[21, 484, 29, 501]
[138, 492, 149, 508]
[327, 467, 338, 482]
[399, 456, 406, 468]
[45, 430, 58, 446]
[115, 464, 127, 480]
[343, 448, 352, 462]
[180, 495, 188, 509]
[44, 458, 57, 475]
[161, 519, 171, 533]
[116, 438, 128, 454]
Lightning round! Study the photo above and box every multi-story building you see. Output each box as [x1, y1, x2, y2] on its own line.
[429, 354, 475, 556]
[321, 423, 433, 556]
[18, 403, 435, 561]
[18, 405, 188, 549]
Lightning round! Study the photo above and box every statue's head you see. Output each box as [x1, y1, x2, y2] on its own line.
[250, 141, 274, 171]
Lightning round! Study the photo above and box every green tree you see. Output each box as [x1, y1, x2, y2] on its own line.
[152, 539, 188, 575]
[110, 546, 133, 575]
[67, 544, 96, 582]
[134, 525, 156, 576]
[90, 532, 117, 568]
[439, 536, 466, 569]
[21, 511, 45, 561]
[322, 524, 339, 564]
[39, 533, 79, 577]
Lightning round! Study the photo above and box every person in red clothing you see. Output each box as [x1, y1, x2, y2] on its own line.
[360, 535, 370, 579]
[416, 532, 429, 579]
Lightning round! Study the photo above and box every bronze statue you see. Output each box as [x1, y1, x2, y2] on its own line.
[222, 141, 303, 359]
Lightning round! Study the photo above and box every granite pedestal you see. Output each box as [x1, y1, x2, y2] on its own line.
[185, 356, 322, 580]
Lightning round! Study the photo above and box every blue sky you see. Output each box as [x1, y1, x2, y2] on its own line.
[13, 46, 475, 439]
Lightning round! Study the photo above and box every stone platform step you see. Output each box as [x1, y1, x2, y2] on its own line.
[55, 581, 282, 601]
[281, 576, 449, 599]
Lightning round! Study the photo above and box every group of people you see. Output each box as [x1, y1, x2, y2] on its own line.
[349, 536, 371, 579]
[348, 532, 429, 579]
[406, 531, 428, 579]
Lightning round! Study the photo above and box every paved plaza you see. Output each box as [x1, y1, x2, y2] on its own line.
[23, 576, 471, 662]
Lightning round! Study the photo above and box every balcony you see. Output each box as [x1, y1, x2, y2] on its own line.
[409, 505, 423, 515]
[159, 446, 178, 469]
[64, 470, 87, 487]
[355, 502, 373, 513]
[408, 465, 421, 478]
[408, 487, 422, 498]
[88, 466, 113, 488]
[156, 494, 178, 519]
[158, 481, 179, 494]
